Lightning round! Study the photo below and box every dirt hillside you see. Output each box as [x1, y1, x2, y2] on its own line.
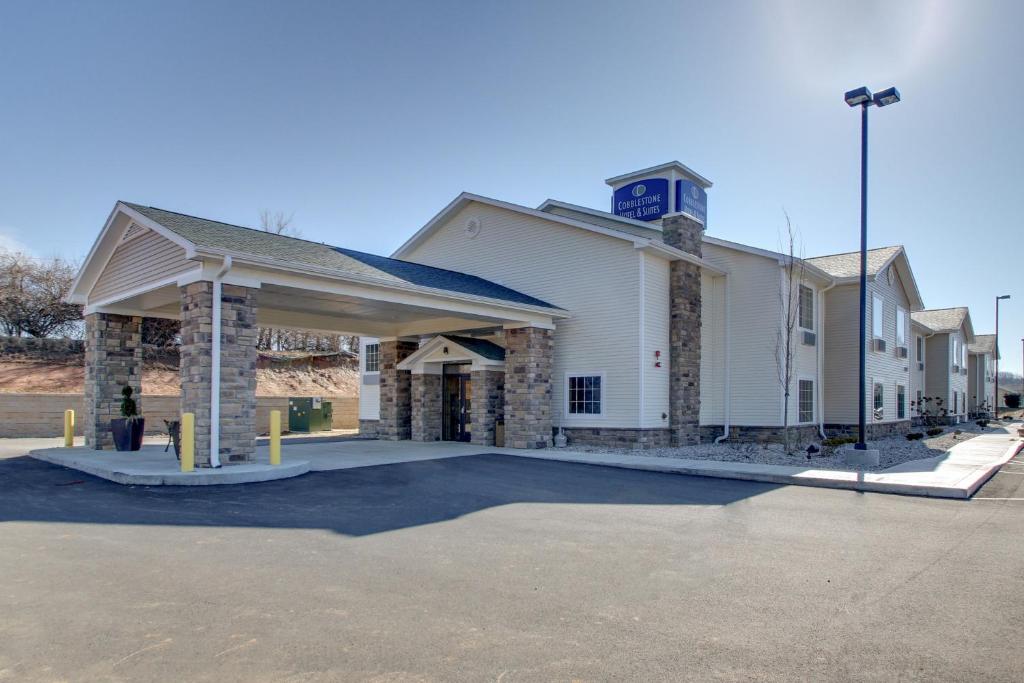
[0, 359, 359, 396]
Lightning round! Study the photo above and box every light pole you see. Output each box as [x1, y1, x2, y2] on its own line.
[845, 85, 900, 449]
[994, 294, 1010, 417]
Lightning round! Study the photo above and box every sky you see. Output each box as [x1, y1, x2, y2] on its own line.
[1, 1, 1021, 372]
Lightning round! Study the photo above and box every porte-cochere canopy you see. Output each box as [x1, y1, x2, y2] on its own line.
[71, 202, 567, 337]
[70, 202, 567, 466]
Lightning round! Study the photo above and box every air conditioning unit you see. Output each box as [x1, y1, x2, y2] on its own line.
[897, 346, 908, 359]
[873, 339, 887, 352]
[802, 331, 816, 346]
[952, 364, 959, 373]
[918, 362, 925, 371]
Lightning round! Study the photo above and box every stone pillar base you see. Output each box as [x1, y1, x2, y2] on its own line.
[84, 313, 142, 449]
[504, 326, 553, 449]
[470, 369, 504, 446]
[411, 373, 442, 442]
[379, 340, 418, 440]
[179, 282, 258, 466]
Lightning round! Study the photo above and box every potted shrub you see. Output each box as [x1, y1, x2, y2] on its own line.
[111, 385, 145, 451]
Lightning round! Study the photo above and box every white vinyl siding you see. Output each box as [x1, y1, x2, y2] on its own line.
[699, 244, 823, 428]
[823, 265, 912, 424]
[89, 229, 197, 303]
[358, 336, 380, 421]
[401, 203, 641, 428]
[641, 252, 671, 428]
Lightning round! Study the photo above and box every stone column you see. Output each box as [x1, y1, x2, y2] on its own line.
[379, 339, 418, 440]
[504, 326, 553, 449]
[411, 372, 442, 442]
[470, 369, 504, 447]
[179, 282, 259, 466]
[84, 313, 142, 449]
[663, 213, 703, 446]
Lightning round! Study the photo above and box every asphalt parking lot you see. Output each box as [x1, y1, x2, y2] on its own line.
[1, 448, 1023, 682]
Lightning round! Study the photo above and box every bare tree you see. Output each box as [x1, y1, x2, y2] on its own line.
[775, 214, 807, 454]
[0, 249, 83, 338]
[254, 211, 354, 354]
[259, 209, 299, 237]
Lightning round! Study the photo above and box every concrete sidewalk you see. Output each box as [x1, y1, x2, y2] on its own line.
[516, 429, 1023, 499]
[24, 426, 1023, 496]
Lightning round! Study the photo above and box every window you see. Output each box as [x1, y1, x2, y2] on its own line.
[897, 384, 906, 419]
[873, 382, 884, 420]
[916, 335, 924, 362]
[896, 307, 907, 346]
[798, 285, 814, 330]
[798, 379, 814, 423]
[872, 294, 884, 339]
[364, 343, 380, 373]
[916, 390, 923, 415]
[953, 391, 958, 414]
[567, 375, 602, 415]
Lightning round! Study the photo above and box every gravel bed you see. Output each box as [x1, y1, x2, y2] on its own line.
[570, 422, 1013, 472]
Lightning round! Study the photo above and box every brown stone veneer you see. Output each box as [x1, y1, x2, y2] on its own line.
[83, 313, 142, 449]
[504, 326, 553, 449]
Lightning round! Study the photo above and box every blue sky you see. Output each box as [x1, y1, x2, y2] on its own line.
[1, 1, 1021, 371]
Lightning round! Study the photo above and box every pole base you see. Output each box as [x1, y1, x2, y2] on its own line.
[841, 447, 880, 468]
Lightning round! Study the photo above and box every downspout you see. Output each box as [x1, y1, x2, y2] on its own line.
[209, 255, 233, 468]
[817, 280, 837, 439]
[715, 274, 732, 443]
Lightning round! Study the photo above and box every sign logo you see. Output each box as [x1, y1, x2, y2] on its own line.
[613, 178, 668, 221]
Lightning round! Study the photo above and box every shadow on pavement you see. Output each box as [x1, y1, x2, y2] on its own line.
[0, 453, 780, 536]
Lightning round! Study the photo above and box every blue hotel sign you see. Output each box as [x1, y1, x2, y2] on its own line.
[675, 179, 707, 225]
[613, 178, 669, 221]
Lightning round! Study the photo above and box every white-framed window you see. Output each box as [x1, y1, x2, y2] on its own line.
[916, 335, 924, 362]
[364, 343, 380, 373]
[916, 389, 923, 416]
[872, 294, 884, 340]
[896, 307, 907, 347]
[897, 384, 906, 420]
[798, 285, 814, 331]
[953, 391, 959, 414]
[566, 374, 603, 416]
[873, 381, 884, 420]
[798, 378, 814, 423]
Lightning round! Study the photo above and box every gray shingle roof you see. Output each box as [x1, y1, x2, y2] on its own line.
[441, 335, 506, 361]
[911, 307, 969, 334]
[125, 203, 558, 310]
[969, 334, 996, 355]
[805, 246, 902, 278]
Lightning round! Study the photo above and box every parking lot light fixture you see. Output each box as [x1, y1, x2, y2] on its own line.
[995, 294, 1011, 417]
[845, 84, 901, 450]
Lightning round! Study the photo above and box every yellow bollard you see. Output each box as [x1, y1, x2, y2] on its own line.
[269, 410, 281, 465]
[63, 409, 74, 447]
[181, 412, 195, 473]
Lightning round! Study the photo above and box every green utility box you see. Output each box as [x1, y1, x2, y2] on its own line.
[288, 397, 333, 433]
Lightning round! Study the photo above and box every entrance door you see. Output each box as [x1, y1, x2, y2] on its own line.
[443, 372, 472, 442]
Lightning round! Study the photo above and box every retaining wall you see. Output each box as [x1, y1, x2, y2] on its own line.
[0, 393, 358, 438]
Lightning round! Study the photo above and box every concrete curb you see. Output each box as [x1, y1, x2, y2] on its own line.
[510, 438, 1024, 500]
[960, 440, 1024, 499]
[29, 448, 311, 486]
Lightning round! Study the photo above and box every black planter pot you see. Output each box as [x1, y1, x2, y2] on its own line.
[111, 417, 145, 452]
